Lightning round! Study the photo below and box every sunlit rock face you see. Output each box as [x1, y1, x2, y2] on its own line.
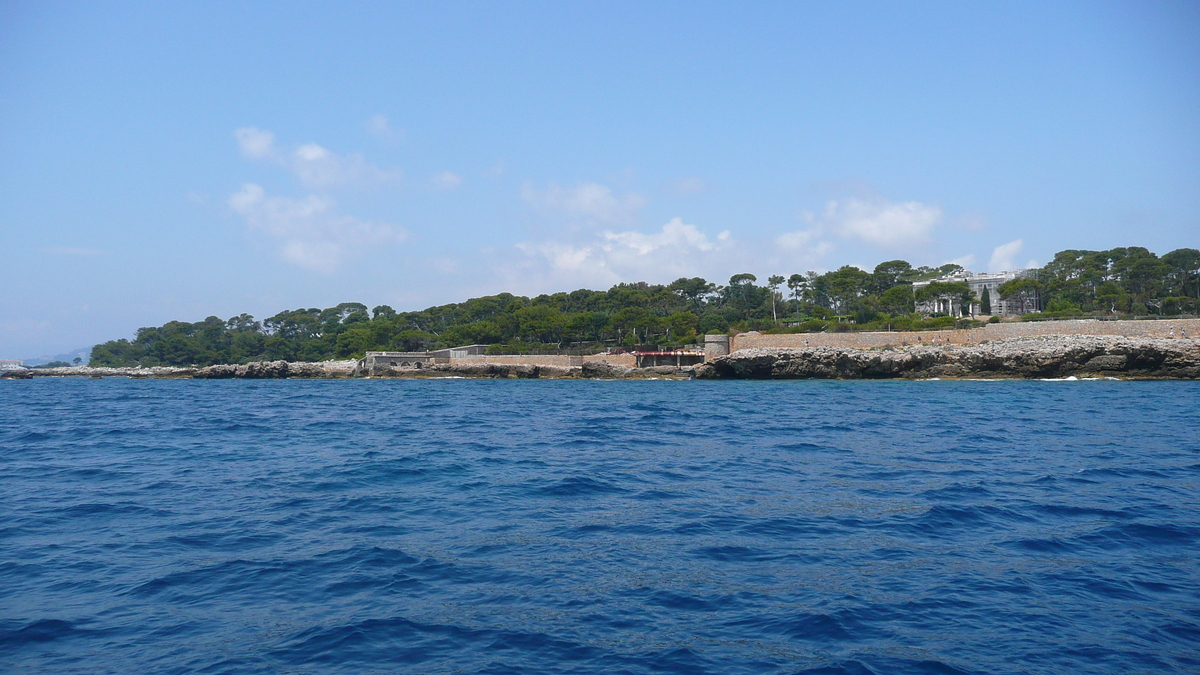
[695, 336, 1200, 380]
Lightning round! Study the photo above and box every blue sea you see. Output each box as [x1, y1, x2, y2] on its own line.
[1, 378, 1198, 674]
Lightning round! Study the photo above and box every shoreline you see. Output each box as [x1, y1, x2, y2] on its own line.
[4, 336, 1199, 381]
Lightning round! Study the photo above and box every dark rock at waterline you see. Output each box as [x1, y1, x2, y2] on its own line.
[694, 336, 1200, 380]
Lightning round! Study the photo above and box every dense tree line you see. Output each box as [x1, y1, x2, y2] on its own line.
[1000, 247, 1200, 317]
[90, 246, 1199, 367]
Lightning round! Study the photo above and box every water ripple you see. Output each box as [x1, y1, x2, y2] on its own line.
[1, 378, 1197, 674]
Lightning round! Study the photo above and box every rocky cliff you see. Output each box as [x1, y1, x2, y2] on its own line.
[694, 336, 1200, 380]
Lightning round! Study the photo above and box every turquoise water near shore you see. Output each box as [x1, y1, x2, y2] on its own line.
[2, 378, 1198, 674]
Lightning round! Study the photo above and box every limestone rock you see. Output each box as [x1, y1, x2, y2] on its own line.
[697, 336, 1200, 380]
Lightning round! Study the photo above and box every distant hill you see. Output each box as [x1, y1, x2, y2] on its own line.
[22, 347, 91, 367]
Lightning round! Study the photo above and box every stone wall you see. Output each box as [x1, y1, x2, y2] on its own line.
[582, 353, 637, 368]
[730, 318, 1200, 351]
[450, 354, 583, 367]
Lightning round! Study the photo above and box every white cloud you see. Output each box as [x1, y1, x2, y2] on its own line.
[235, 127, 275, 159]
[948, 254, 977, 269]
[776, 227, 822, 251]
[522, 181, 647, 225]
[431, 171, 462, 190]
[988, 239, 1024, 272]
[483, 160, 506, 178]
[289, 142, 400, 189]
[365, 114, 401, 140]
[823, 197, 942, 248]
[775, 225, 836, 270]
[234, 127, 400, 189]
[228, 183, 406, 273]
[513, 217, 732, 287]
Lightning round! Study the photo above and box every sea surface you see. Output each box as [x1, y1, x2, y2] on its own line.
[1, 378, 1198, 674]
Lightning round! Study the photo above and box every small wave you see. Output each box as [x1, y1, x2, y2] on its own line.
[0, 619, 92, 648]
[1031, 503, 1131, 519]
[640, 589, 740, 612]
[905, 504, 1030, 535]
[533, 476, 628, 497]
[1083, 522, 1200, 548]
[1007, 537, 1076, 553]
[690, 545, 778, 562]
[792, 659, 878, 675]
[919, 483, 993, 501]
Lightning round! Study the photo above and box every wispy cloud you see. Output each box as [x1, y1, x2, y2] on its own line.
[774, 228, 835, 269]
[483, 159, 505, 178]
[229, 183, 405, 273]
[512, 217, 732, 288]
[823, 197, 942, 248]
[235, 127, 275, 159]
[431, 171, 462, 190]
[988, 239, 1024, 272]
[948, 253, 977, 268]
[364, 114, 402, 140]
[522, 181, 647, 225]
[233, 127, 401, 189]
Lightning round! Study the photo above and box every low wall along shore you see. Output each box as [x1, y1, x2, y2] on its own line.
[730, 318, 1200, 352]
[446, 354, 583, 367]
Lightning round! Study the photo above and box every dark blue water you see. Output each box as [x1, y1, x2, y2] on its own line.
[1, 378, 1198, 674]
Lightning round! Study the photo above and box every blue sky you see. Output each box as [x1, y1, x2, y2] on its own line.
[1, 1, 1197, 357]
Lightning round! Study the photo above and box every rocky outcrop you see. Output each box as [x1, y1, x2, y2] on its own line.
[581, 362, 694, 379]
[5, 365, 195, 378]
[364, 363, 581, 379]
[192, 360, 357, 379]
[694, 336, 1200, 380]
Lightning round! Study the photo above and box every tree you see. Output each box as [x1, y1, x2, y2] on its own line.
[668, 277, 713, 311]
[73, 357, 82, 366]
[878, 285, 915, 316]
[871, 260, 914, 293]
[726, 273, 760, 311]
[980, 287, 992, 315]
[997, 277, 1044, 315]
[767, 275, 785, 322]
[1162, 248, 1200, 301]
[916, 281, 973, 317]
[824, 266, 872, 316]
[787, 273, 807, 302]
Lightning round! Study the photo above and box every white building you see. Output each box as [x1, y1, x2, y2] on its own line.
[912, 270, 1033, 317]
[0, 359, 25, 371]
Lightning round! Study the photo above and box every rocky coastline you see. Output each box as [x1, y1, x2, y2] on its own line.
[5, 336, 1198, 381]
[694, 335, 1200, 380]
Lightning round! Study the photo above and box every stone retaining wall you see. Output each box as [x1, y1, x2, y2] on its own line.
[449, 354, 583, 367]
[582, 353, 637, 368]
[731, 318, 1200, 351]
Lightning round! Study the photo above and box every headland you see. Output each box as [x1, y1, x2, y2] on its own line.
[5, 319, 1200, 380]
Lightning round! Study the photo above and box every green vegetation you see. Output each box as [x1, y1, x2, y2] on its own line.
[999, 247, 1200, 318]
[90, 246, 1199, 367]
